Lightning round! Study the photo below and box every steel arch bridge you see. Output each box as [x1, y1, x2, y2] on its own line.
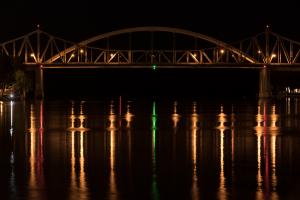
[2, 26, 300, 99]
[1, 26, 300, 69]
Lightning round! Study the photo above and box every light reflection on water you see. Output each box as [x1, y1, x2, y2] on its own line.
[108, 101, 117, 200]
[28, 101, 45, 200]
[217, 105, 229, 200]
[1, 98, 300, 199]
[190, 102, 199, 200]
[255, 100, 279, 200]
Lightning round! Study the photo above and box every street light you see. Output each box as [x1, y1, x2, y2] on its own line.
[79, 49, 84, 62]
[30, 53, 37, 62]
[67, 53, 75, 63]
[270, 53, 276, 62]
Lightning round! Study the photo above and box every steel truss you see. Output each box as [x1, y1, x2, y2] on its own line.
[1, 27, 300, 67]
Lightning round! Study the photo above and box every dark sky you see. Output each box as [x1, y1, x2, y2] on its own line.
[1, 0, 299, 43]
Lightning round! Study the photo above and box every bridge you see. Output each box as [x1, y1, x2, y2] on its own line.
[1, 26, 300, 98]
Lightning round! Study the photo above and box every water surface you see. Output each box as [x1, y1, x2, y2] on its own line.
[1, 97, 300, 199]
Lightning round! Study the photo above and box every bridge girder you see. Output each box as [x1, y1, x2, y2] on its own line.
[1, 26, 300, 67]
[45, 26, 257, 64]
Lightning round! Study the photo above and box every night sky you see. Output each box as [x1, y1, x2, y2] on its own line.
[1, 0, 299, 43]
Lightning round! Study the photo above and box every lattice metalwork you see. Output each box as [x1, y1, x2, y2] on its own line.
[232, 27, 300, 65]
[1, 26, 300, 68]
[0, 28, 75, 64]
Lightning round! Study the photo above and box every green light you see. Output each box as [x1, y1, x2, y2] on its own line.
[152, 64, 157, 70]
[152, 101, 156, 118]
[151, 101, 159, 200]
[152, 101, 157, 145]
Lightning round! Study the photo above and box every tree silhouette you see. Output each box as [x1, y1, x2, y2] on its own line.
[0, 54, 14, 97]
[0, 54, 33, 99]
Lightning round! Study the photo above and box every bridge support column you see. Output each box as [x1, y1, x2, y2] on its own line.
[35, 65, 44, 99]
[259, 67, 271, 98]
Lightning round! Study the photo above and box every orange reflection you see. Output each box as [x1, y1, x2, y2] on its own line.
[68, 101, 89, 132]
[37, 101, 44, 187]
[69, 102, 76, 197]
[124, 101, 133, 174]
[255, 101, 279, 200]
[79, 103, 85, 129]
[255, 105, 264, 133]
[108, 101, 117, 199]
[271, 135, 277, 192]
[231, 107, 235, 166]
[255, 128, 263, 200]
[286, 97, 291, 115]
[270, 105, 279, 200]
[0, 101, 3, 137]
[70, 130, 76, 190]
[68, 102, 88, 199]
[108, 102, 117, 131]
[28, 101, 44, 200]
[70, 102, 75, 129]
[69, 130, 88, 198]
[217, 105, 228, 200]
[254, 102, 264, 200]
[172, 101, 180, 129]
[10, 101, 14, 136]
[29, 105, 36, 193]
[190, 102, 199, 200]
[270, 105, 279, 133]
[79, 131, 87, 193]
[125, 103, 134, 128]
[191, 102, 198, 169]
[217, 105, 228, 130]
[0, 101, 3, 115]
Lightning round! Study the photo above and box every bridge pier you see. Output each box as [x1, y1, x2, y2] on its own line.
[35, 65, 44, 99]
[259, 67, 271, 98]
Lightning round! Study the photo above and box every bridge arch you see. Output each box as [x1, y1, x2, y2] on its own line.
[45, 26, 257, 63]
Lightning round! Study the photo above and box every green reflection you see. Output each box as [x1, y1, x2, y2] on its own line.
[152, 101, 159, 200]
[152, 101, 157, 159]
[152, 64, 157, 71]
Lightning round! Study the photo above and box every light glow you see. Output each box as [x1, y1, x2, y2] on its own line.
[125, 103, 134, 128]
[10, 101, 14, 136]
[152, 101, 159, 199]
[0, 101, 3, 114]
[172, 101, 180, 128]
[191, 103, 199, 199]
[216, 105, 228, 200]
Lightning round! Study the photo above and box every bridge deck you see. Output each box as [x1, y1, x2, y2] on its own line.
[38, 63, 300, 71]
